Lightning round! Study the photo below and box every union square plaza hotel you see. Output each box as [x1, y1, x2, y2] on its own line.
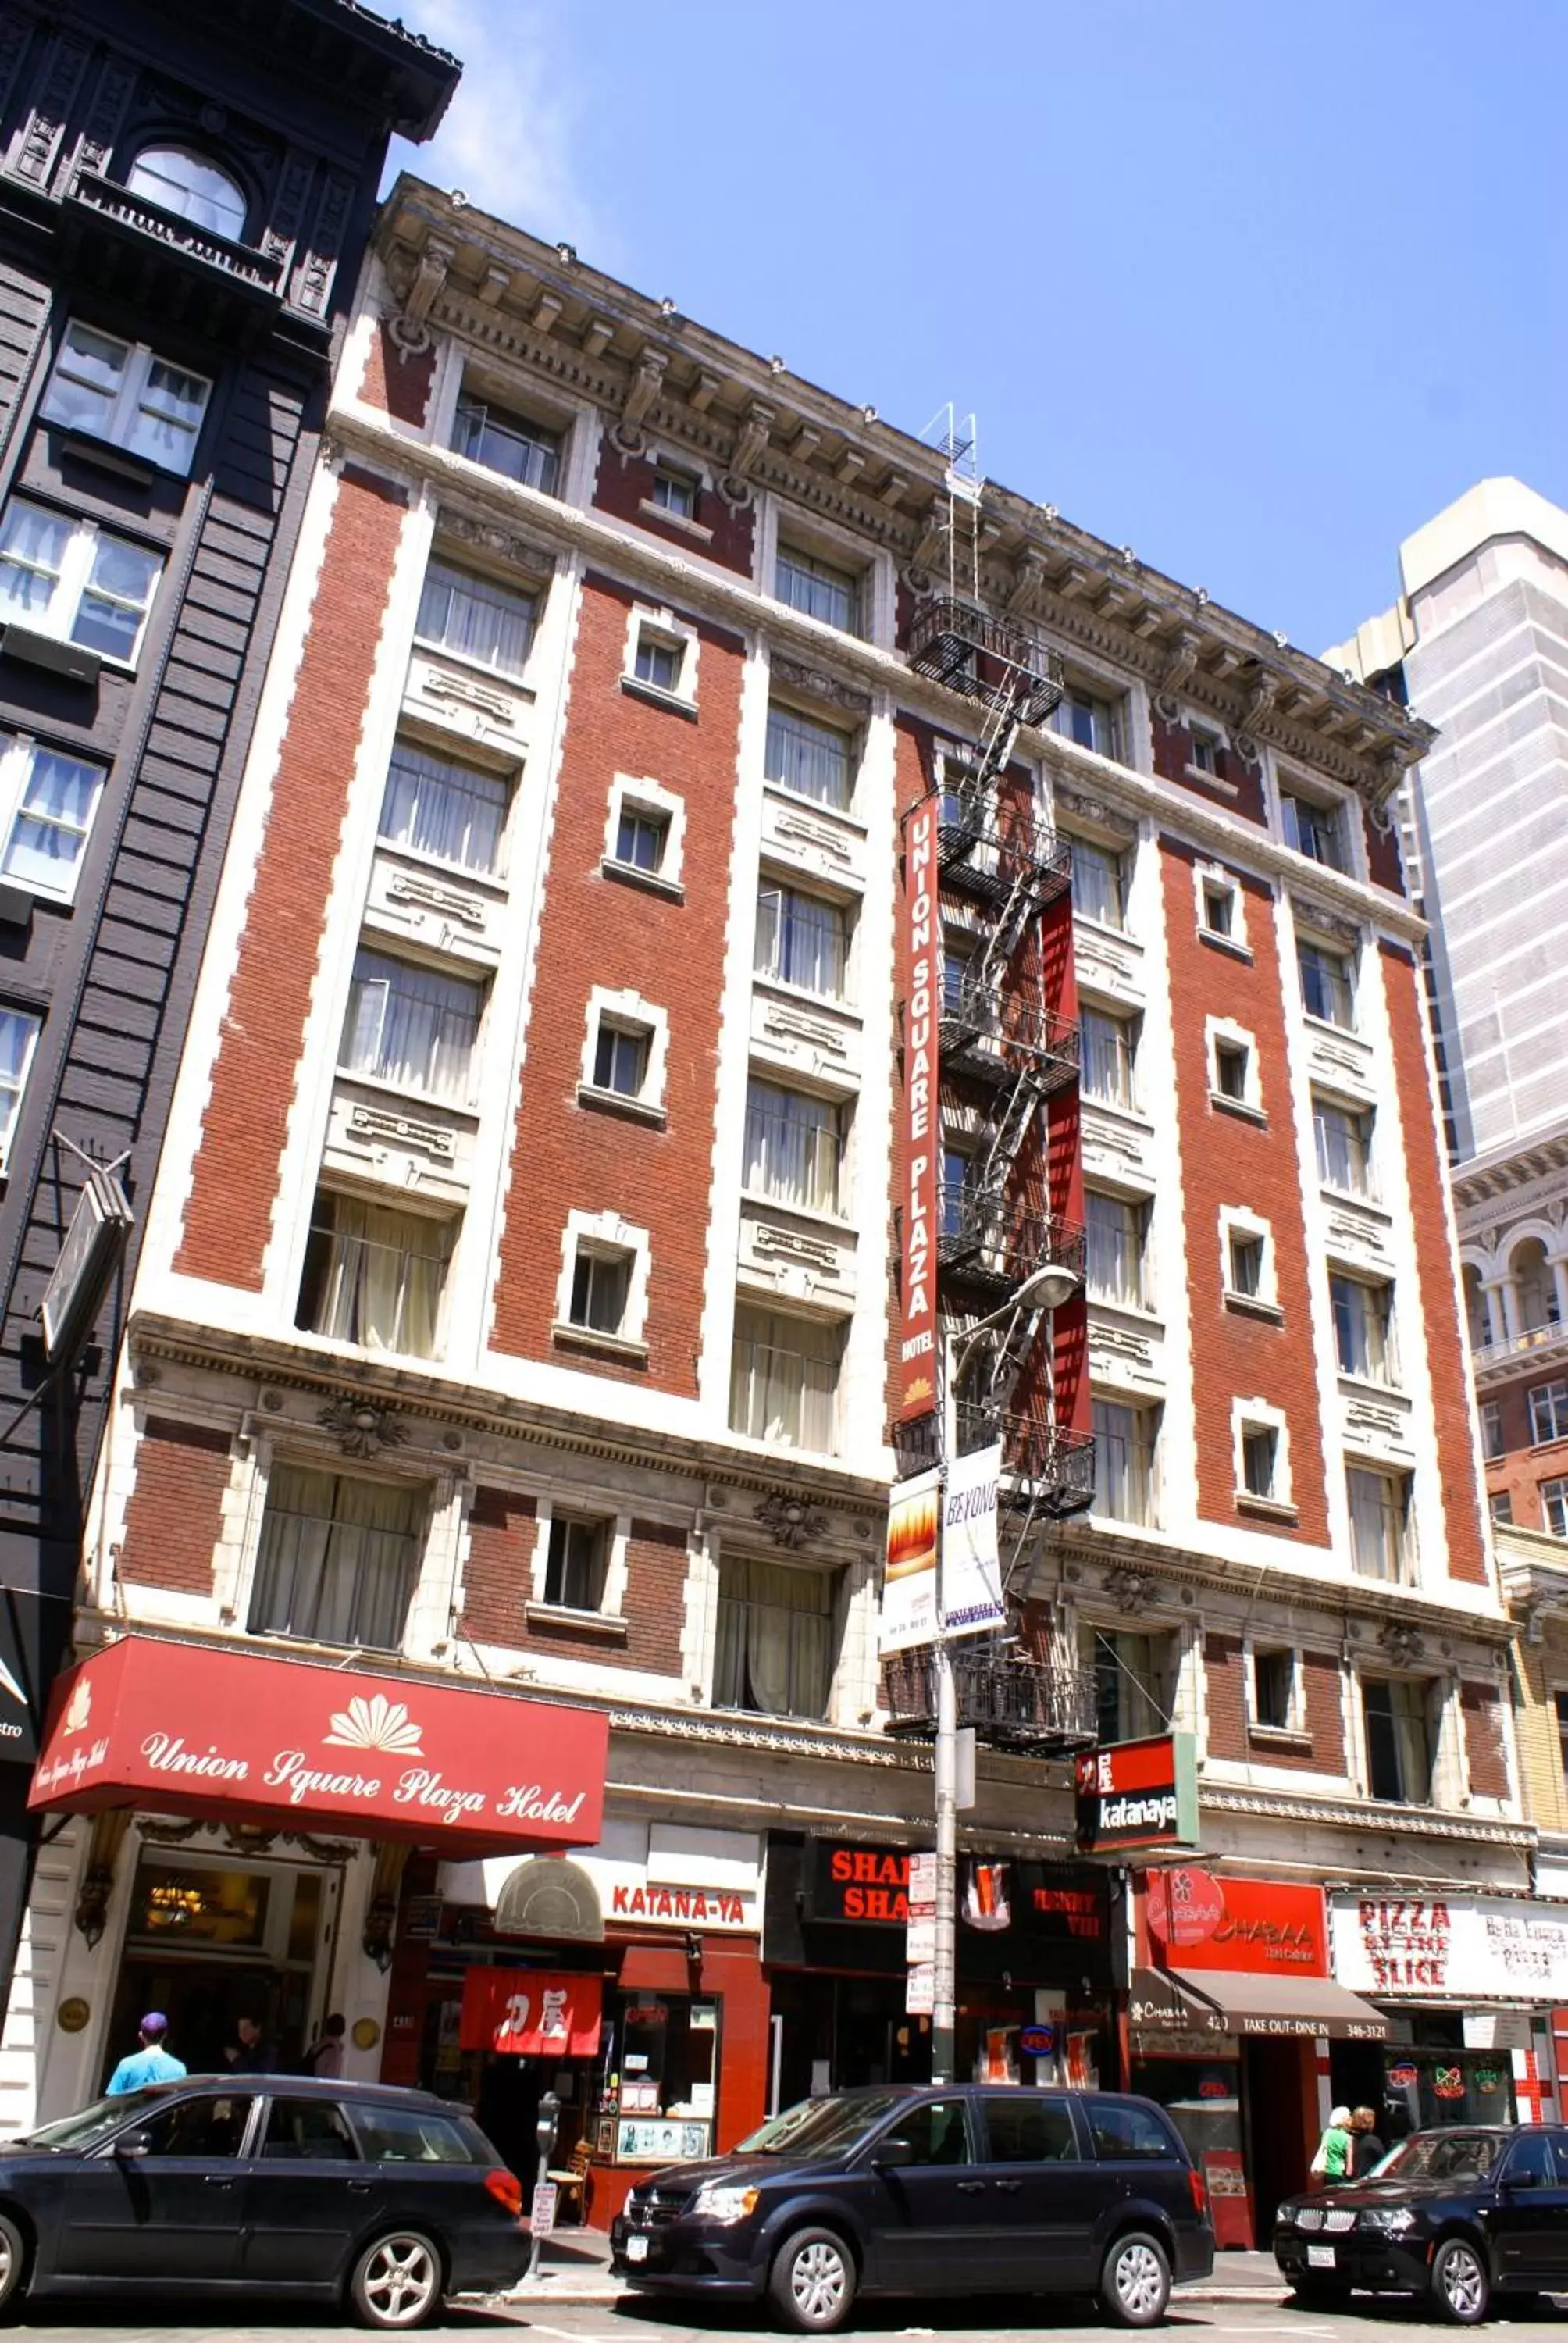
[11, 173, 1564, 2241]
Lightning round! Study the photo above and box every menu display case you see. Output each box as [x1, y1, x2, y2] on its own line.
[598, 1989, 720, 2165]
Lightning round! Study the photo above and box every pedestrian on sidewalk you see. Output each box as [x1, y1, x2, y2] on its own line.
[304, 2013, 346, 2078]
[104, 2012, 186, 2096]
[229, 2013, 277, 2074]
[1309, 2105, 1353, 2186]
[1351, 2105, 1388, 2178]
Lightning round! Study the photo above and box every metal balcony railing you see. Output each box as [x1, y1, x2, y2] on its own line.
[940, 982, 1079, 1097]
[956, 1402, 1098, 1519]
[936, 794, 1074, 912]
[937, 1186, 1086, 1295]
[68, 173, 287, 295]
[907, 599, 1065, 730]
[883, 1642, 1098, 1753]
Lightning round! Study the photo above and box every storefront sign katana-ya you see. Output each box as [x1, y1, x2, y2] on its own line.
[1074, 1734, 1199, 1855]
[27, 1637, 608, 1853]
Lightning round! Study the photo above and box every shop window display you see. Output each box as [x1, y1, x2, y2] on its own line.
[597, 1991, 721, 2164]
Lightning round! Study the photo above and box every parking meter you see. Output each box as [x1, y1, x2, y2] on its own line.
[527, 2090, 561, 2278]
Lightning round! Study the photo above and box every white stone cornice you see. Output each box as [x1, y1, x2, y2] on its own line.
[324, 403, 1427, 945]
[1202, 1784, 1534, 1849]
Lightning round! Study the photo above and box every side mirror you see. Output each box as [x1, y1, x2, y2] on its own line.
[114, 2129, 151, 2159]
[1506, 2169, 1542, 2191]
[873, 2137, 914, 2170]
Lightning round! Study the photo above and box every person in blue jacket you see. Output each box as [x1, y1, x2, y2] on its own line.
[104, 2012, 187, 2095]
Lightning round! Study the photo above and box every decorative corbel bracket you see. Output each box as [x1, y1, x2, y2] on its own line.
[1157, 628, 1200, 703]
[718, 399, 775, 508]
[613, 347, 669, 453]
[389, 237, 454, 354]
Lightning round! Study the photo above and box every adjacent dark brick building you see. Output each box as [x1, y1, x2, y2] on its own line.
[0, 0, 456, 1994]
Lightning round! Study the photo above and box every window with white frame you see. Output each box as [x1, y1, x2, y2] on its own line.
[1313, 1093, 1374, 1195]
[1067, 836, 1127, 929]
[1481, 1400, 1504, 1460]
[1347, 1464, 1413, 1581]
[248, 1465, 423, 1653]
[614, 801, 668, 874]
[297, 1190, 454, 1360]
[631, 620, 689, 697]
[379, 740, 511, 877]
[415, 559, 536, 677]
[764, 701, 854, 811]
[775, 542, 858, 633]
[754, 880, 849, 999]
[714, 1555, 836, 1720]
[1530, 1380, 1568, 1446]
[1332, 1273, 1397, 1383]
[1085, 1188, 1149, 1311]
[340, 947, 482, 1106]
[1053, 683, 1121, 761]
[1225, 1221, 1269, 1303]
[127, 146, 248, 240]
[568, 1243, 634, 1337]
[1091, 1397, 1158, 1525]
[1080, 1004, 1138, 1111]
[1239, 1419, 1280, 1500]
[729, 1304, 843, 1453]
[543, 1516, 610, 1612]
[582, 986, 666, 1111]
[1252, 1646, 1299, 1732]
[650, 464, 699, 520]
[0, 1007, 40, 1172]
[1490, 1490, 1513, 1525]
[0, 498, 163, 665]
[1298, 936, 1356, 1028]
[1199, 872, 1239, 942]
[743, 1079, 845, 1216]
[452, 393, 561, 494]
[591, 1018, 650, 1100]
[0, 735, 103, 901]
[1544, 1479, 1568, 1539]
[1210, 1028, 1256, 1108]
[1361, 1674, 1435, 1803]
[1282, 784, 1349, 872]
[1188, 722, 1224, 778]
[41, 321, 210, 473]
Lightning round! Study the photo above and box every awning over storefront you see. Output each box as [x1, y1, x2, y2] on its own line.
[1170, 1964, 1389, 2042]
[27, 1635, 607, 1855]
[1128, 1967, 1227, 2036]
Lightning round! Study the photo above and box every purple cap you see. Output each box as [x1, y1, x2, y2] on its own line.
[140, 2013, 169, 2038]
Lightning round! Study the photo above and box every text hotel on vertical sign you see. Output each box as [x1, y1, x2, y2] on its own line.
[900, 796, 938, 1421]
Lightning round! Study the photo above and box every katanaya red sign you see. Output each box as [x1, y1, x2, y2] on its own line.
[28, 1637, 608, 1855]
[459, 1968, 603, 2057]
[898, 796, 939, 1421]
[1146, 1870, 1328, 1976]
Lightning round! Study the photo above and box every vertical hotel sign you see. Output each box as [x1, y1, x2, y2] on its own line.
[900, 796, 939, 1420]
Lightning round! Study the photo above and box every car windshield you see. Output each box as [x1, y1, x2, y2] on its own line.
[736, 2092, 910, 2157]
[1376, 2132, 1501, 2184]
[22, 2092, 159, 2152]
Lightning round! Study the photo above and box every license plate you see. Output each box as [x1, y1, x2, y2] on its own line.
[1307, 2245, 1337, 2269]
[626, 2235, 649, 2264]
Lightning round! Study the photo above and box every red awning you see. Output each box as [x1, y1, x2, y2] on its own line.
[28, 1637, 607, 1856]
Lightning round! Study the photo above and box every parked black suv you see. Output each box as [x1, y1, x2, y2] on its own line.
[611, 2084, 1214, 2331]
[1275, 2124, 1568, 2323]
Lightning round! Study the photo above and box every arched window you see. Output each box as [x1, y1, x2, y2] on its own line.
[127, 146, 247, 242]
[1461, 1263, 1494, 1352]
[1510, 1236, 1559, 1335]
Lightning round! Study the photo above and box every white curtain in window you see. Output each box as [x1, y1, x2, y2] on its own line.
[743, 1085, 839, 1211]
[4, 749, 99, 890]
[250, 1466, 421, 1650]
[379, 746, 508, 873]
[417, 562, 533, 674]
[715, 1560, 832, 1718]
[729, 1311, 839, 1450]
[311, 1196, 445, 1357]
[341, 950, 479, 1103]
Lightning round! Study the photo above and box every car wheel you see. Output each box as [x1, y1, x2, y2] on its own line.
[349, 2230, 444, 2330]
[1100, 2231, 1171, 2328]
[0, 2214, 27, 2319]
[769, 2226, 857, 2334]
[1431, 2237, 1490, 2327]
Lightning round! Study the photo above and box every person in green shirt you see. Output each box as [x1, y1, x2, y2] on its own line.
[1310, 2105, 1353, 2185]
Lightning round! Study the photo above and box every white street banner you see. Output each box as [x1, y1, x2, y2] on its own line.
[881, 1470, 940, 1654]
[941, 1443, 1005, 1638]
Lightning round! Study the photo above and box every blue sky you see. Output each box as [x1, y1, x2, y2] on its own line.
[392, 0, 1567, 658]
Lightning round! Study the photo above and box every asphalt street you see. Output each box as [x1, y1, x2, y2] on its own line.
[5, 2296, 1568, 2341]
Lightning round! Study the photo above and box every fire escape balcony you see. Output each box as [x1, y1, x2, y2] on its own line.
[937, 793, 1074, 914]
[883, 1641, 1099, 1753]
[940, 981, 1079, 1100]
[937, 1186, 1086, 1297]
[907, 597, 1065, 729]
[956, 1400, 1098, 1521]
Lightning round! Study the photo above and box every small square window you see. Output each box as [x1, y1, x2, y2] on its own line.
[1544, 1479, 1568, 1539]
[1213, 1039, 1249, 1101]
[775, 543, 858, 633]
[569, 1246, 632, 1336]
[1283, 788, 1347, 872]
[1529, 1379, 1568, 1446]
[1228, 1230, 1264, 1299]
[651, 468, 697, 520]
[0, 498, 164, 667]
[1490, 1490, 1513, 1526]
[41, 322, 211, 476]
[1190, 726, 1223, 776]
[1202, 882, 1234, 937]
[1241, 1423, 1278, 1500]
[1252, 1648, 1295, 1732]
[633, 632, 682, 693]
[543, 1517, 609, 1612]
[614, 804, 668, 874]
[593, 1021, 650, 1098]
[1481, 1402, 1504, 1460]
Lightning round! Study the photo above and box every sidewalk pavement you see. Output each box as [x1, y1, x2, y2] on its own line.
[499, 2230, 1289, 2307]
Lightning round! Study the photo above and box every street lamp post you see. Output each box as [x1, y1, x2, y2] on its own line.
[927, 1258, 1082, 2089]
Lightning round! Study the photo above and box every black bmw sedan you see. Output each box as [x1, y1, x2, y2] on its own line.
[1275, 2124, 1568, 2324]
[0, 2073, 529, 2327]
